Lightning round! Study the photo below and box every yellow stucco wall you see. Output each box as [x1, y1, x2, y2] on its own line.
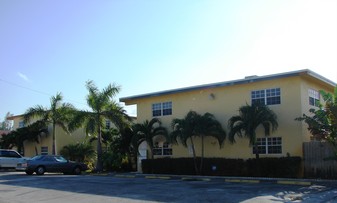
[125, 74, 334, 159]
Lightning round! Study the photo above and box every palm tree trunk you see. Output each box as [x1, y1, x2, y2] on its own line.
[254, 143, 260, 159]
[52, 123, 56, 155]
[96, 123, 103, 172]
[190, 136, 199, 175]
[150, 147, 154, 159]
[254, 143, 260, 176]
[200, 135, 204, 175]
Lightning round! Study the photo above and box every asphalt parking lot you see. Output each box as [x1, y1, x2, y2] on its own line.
[0, 171, 337, 203]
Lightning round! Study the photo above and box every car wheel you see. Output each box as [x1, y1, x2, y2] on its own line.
[36, 166, 45, 175]
[25, 171, 33, 175]
[73, 166, 81, 175]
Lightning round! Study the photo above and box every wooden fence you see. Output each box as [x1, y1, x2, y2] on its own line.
[303, 141, 337, 179]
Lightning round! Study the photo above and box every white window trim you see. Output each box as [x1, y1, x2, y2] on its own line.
[41, 146, 48, 155]
[153, 142, 172, 156]
[254, 137, 282, 155]
[251, 88, 281, 105]
[18, 121, 25, 128]
[152, 101, 172, 117]
[308, 89, 320, 107]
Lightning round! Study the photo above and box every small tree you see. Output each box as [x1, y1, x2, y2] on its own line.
[0, 121, 48, 154]
[228, 103, 278, 159]
[132, 118, 168, 159]
[296, 86, 337, 152]
[60, 142, 95, 162]
[170, 111, 226, 174]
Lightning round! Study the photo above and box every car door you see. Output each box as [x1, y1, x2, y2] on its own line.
[53, 156, 70, 173]
[42, 156, 59, 172]
[0, 151, 8, 168]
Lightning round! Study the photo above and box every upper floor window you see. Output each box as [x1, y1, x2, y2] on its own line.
[251, 88, 281, 105]
[18, 121, 25, 128]
[152, 102, 172, 117]
[253, 137, 282, 154]
[309, 89, 320, 107]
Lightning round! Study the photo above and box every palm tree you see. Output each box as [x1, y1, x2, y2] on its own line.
[171, 111, 200, 174]
[68, 80, 130, 172]
[24, 92, 75, 155]
[132, 118, 168, 159]
[60, 142, 95, 162]
[228, 103, 278, 159]
[197, 112, 226, 173]
[170, 111, 226, 174]
[0, 121, 48, 154]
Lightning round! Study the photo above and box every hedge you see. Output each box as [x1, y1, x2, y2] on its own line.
[142, 157, 302, 178]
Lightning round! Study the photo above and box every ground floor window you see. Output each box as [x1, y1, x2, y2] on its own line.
[153, 142, 172, 156]
[253, 137, 282, 154]
[41, 146, 48, 155]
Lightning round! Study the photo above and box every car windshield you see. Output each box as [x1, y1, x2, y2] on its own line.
[55, 156, 67, 163]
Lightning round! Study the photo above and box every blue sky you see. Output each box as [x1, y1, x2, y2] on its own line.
[1, 0, 336, 120]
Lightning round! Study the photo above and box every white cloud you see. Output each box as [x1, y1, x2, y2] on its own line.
[17, 72, 30, 82]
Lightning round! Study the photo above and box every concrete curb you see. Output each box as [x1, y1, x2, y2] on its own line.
[96, 172, 337, 186]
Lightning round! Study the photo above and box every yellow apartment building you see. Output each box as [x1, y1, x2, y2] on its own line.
[120, 69, 336, 164]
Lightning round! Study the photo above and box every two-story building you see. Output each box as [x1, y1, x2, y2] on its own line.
[120, 69, 336, 168]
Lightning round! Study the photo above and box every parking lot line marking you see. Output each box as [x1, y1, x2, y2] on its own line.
[181, 177, 211, 181]
[144, 176, 171, 180]
[115, 175, 136, 178]
[277, 180, 311, 186]
[225, 179, 241, 183]
[225, 179, 260, 184]
[156, 176, 171, 180]
[240, 180, 260, 183]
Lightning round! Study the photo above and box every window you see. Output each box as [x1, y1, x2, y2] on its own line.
[0, 150, 21, 158]
[18, 121, 25, 128]
[253, 137, 282, 154]
[162, 102, 172, 116]
[251, 88, 281, 105]
[153, 142, 172, 156]
[309, 89, 320, 107]
[152, 103, 162, 117]
[152, 102, 172, 117]
[105, 120, 111, 129]
[41, 146, 48, 155]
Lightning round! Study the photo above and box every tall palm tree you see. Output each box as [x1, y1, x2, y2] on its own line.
[68, 80, 130, 172]
[170, 111, 226, 174]
[132, 118, 168, 159]
[228, 103, 278, 159]
[24, 93, 75, 155]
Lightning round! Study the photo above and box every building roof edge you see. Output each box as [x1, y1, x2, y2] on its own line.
[119, 69, 336, 103]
